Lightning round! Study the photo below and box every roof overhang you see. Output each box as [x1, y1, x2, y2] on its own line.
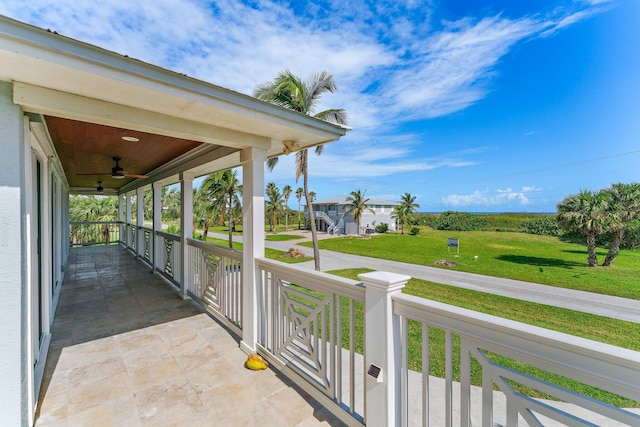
[0, 15, 348, 193]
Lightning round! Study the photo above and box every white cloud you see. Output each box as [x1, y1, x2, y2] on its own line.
[442, 186, 541, 207]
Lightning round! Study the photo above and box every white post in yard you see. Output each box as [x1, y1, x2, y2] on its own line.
[180, 172, 194, 299]
[136, 187, 144, 257]
[240, 147, 266, 354]
[152, 181, 162, 273]
[360, 271, 409, 427]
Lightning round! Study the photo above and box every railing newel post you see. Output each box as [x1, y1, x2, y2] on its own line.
[359, 271, 410, 427]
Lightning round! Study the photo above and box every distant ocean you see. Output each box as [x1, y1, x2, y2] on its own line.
[418, 212, 555, 215]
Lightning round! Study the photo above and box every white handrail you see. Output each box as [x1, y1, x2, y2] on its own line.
[393, 292, 640, 426]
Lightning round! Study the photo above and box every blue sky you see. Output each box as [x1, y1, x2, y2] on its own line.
[2, 0, 638, 212]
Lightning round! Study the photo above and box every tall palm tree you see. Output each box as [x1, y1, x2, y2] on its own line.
[204, 170, 242, 248]
[557, 190, 610, 267]
[602, 182, 640, 266]
[344, 190, 375, 236]
[265, 182, 283, 232]
[254, 70, 347, 271]
[283, 185, 292, 231]
[295, 187, 304, 230]
[395, 193, 420, 234]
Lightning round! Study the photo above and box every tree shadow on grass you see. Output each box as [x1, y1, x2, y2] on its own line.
[496, 255, 584, 268]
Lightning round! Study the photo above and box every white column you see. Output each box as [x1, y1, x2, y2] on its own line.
[359, 271, 409, 427]
[179, 172, 194, 299]
[125, 192, 132, 248]
[136, 187, 144, 257]
[240, 147, 266, 354]
[118, 194, 124, 245]
[0, 81, 27, 425]
[152, 181, 162, 272]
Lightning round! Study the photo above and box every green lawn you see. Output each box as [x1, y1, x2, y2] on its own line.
[301, 229, 640, 299]
[203, 236, 310, 264]
[265, 234, 304, 242]
[330, 268, 640, 407]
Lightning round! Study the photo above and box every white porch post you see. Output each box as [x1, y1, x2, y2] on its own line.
[240, 147, 266, 354]
[152, 181, 162, 272]
[136, 187, 144, 257]
[118, 193, 124, 245]
[125, 192, 132, 248]
[0, 81, 27, 426]
[359, 271, 409, 427]
[179, 172, 194, 299]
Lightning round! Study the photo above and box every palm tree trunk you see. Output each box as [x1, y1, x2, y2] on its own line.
[586, 232, 599, 267]
[603, 229, 623, 266]
[297, 202, 301, 229]
[227, 193, 233, 249]
[285, 205, 288, 231]
[302, 151, 321, 271]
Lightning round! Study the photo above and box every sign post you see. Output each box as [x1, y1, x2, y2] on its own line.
[448, 238, 459, 254]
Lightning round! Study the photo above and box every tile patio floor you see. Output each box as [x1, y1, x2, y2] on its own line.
[35, 245, 346, 426]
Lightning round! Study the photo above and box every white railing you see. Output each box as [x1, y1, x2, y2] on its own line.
[255, 258, 367, 426]
[138, 226, 153, 265]
[393, 293, 640, 427]
[186, 238, 243, 336]
[155, 230, 181, 286]
[69, 221, 120, 246]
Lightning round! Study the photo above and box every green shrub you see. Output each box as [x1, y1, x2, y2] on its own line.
[165, 224, 180, 235]
[435, 211, 485, 231]
[375, 223, 389, 234]
[415, 214, 439, 228]
[521, 216, 562, 236]
[410, 227, 420, 235]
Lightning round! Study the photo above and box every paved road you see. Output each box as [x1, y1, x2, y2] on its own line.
[210, 232, 640, 323]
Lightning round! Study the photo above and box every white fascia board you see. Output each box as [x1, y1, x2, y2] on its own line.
[0, 16, 347, 149]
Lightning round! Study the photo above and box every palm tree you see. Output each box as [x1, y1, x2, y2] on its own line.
[295, 187, 304, 229]
[193, 182, 221, 240]
[283, 185, 292, 231]
[204, 170, 242, 248]
[557, 190, 610, 267]
[254, 70, 347, 271]
[391, 205, 406, 235]
[395, 193, 420, 234]
[602, 182, 640, 266]
[69, 195, 119, 244]
[265, 182, 284, 232]
[344, 190, 375, 236]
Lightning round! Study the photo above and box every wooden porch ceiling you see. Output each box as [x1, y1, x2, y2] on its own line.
[45, 116, 207, 192]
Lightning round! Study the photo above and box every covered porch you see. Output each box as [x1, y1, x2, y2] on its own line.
[36, 245, 340, 426]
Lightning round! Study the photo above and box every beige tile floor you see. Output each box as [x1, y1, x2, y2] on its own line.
[35, 245, 346, 426]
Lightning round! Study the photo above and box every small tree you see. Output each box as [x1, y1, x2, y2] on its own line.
[602, 182, 640, 266]
[344, 190, 375, 235]
[283, 184, 292, 231]
[557, 190, 610, 267]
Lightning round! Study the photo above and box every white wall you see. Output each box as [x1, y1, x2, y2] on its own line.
[0, 81, 28, 425]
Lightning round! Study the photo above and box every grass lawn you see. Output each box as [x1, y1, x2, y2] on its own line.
[203, 236, 310, 264]
[330, 268, 640, 407]
[265, 234, 304, 242]
[301, 229, 640, 299]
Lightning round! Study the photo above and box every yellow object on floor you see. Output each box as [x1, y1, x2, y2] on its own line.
[245, 353, 269, 370]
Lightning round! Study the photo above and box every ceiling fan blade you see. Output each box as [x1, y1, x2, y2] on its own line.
[77, 172, 111, 176]
[123, 173, 149, 179]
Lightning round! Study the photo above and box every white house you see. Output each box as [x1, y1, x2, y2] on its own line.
[306, 196, 400, 234]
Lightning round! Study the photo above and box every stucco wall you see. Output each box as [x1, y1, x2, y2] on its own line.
[0, 81, 28, 425]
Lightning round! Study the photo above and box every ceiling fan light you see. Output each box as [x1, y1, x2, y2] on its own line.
[112, 174, 125, 179]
